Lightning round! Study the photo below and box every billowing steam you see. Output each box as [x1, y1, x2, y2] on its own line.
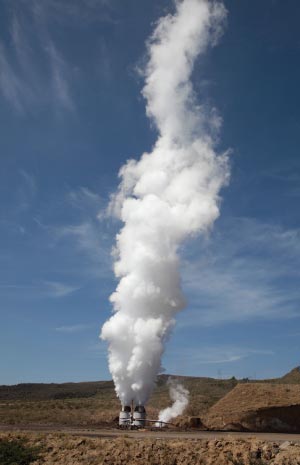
[157, 380, 189, 425]
[101, 0, 229, 408]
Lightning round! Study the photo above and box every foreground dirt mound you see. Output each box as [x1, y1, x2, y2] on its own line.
[2, 432, 300, 465]
[205, 383, 300, 432]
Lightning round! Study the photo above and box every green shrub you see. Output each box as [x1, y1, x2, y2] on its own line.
[0, 437, 43, 465]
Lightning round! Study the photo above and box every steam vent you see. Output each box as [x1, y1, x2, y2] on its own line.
[133, 405, 146, 427]
[119, 405, 147, 428]
[119, 405, 131, 427]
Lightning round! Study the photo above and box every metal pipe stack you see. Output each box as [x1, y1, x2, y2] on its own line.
[118, 404, 147, 428]
[119, 405, 131, 427]
[133, 405, 146, 427]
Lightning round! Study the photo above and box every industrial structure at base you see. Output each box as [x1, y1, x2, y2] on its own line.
[119, 404, 146, 428]
[119, 403, 166, 429]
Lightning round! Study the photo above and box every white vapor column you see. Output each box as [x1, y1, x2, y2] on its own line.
[101, 0, 229, 408]
[157, 381, 189, 425]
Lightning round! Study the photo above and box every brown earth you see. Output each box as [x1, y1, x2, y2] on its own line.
[205, 383, 300, 433]
[1, 368, 300, 433]
[2, 431, 300, 465]
[0, 375, 238, 428]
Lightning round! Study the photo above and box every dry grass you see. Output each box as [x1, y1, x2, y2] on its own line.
[1, 431, 300, 465]
[0, 375, 237, 428]
[208, 384, 300, 417]
[1, 369, 299, 429]
[205, 383, 300, 432]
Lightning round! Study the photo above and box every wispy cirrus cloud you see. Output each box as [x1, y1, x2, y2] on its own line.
[164, 344, 275, 378]
[0, 170, 37, 234]
[0, 280, 79, 299]
[48, 186, 112, 278]
[16, 170, 37, 212]
[40, 0, 117, 25]
[180, 217, 300, 326]
[50, 218, 113, 282]
[46, 42, 75, 113]
[181, 346, 274, 365]
[0, 42, 31, 113]
[55, 323, 93, 333]
[55, 222, 108, 264]
[260, 164, 300, 197]
[66, 187, 102, 213]
[43, 280, 79, 298]
[87, 341, 108, 359]
[0, 1, 75, 113]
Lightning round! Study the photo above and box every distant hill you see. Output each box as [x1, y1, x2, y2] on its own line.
[1, 368, 300, 429]
[0, 374, 236, 406]
[1, 367, 299, 402]
[0, 374, 237, 427]
[0, 381, 114, 401]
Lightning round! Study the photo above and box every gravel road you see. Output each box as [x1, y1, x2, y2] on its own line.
[1, 424, 300, 443]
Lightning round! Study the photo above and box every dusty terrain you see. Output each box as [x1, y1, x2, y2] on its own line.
[2, 431, 300, 465]
[0, 375, 237, 428]
[205, 383, 300, 432]
[1, 368, 300, 435]
[2, 369, 300, 463]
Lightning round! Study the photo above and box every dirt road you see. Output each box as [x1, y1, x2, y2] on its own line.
[1, 424, 300, 443]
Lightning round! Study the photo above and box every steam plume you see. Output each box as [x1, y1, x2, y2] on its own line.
[158, 380, 189, 425]
[101, 0, 229, 407]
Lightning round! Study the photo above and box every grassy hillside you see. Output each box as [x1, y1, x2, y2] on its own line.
[0, 375, 237, 427]
[0, 368, 298, 428]
[205, 383, 300, 432]
[0, 381, 114, 401]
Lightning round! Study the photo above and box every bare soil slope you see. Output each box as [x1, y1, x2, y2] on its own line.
[205, 383, 300, 433]
[2, 431, 300, 465]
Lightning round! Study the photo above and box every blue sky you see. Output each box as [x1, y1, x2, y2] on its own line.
[1, 0, 300, 384]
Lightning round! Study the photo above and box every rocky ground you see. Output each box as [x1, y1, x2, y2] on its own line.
[2, 432, 300, 465]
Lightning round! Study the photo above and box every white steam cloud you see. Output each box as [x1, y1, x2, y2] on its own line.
[157, 380, 189, 425]
[101, 0, 229, 407]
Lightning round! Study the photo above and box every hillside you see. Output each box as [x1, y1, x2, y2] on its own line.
[0, 381, 114, 401]
[205, 383, 300, 432]
[1, 368, 299, 429]
[279, 366, 300, 383]
[0, 374, 237, 427]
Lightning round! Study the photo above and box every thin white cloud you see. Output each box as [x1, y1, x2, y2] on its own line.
[53, 185, 112, 277]
[27, 186, 111, 282]
[0, 1, 75, 113]
[56, 222, 105, 262]
[179, 217, 300, 326]
[87, 341, 108, 359]
[182, 346, 273, 364]
[12, 170, 38, 213]
[0, 280, 79, 299]
[49, 220, 112, 281]
[260, 166, 300, 197]
[43, 280, 79, 298]
[55, 323, 92, 333]
[0, 42, 29, 112]
[40, 0, 117, 25]
[67, 187, 102, 211]
[31, 1, 75, 113]
[164, 345, 274, 378]
[19, 170, 36, 195]
[46, 41, 75, 112]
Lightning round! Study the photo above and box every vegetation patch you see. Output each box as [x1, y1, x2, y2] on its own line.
[0, 437, 43, 465]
